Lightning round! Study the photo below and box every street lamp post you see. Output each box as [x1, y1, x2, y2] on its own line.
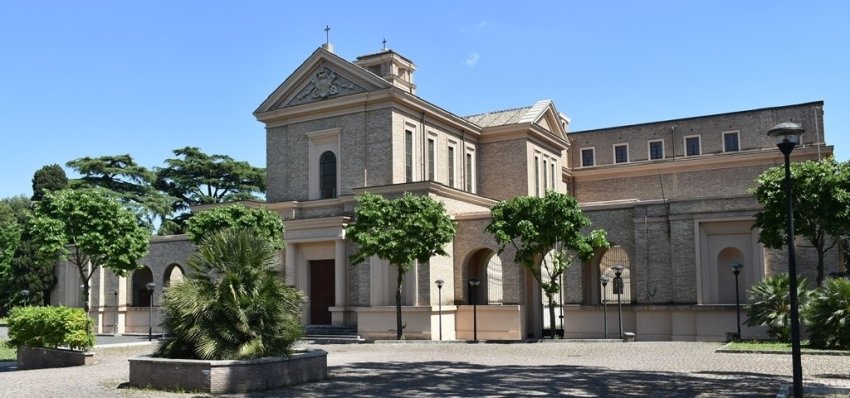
[113, 289, 119, 336]
[435, 279, 444, 341]
[558, 273, 564, 339]
[601, 276, 609, 339]
[729, 263, 744, 340]
[612, 264, 625, 339]
[767, 122, 804, 398]
[20, 289, 30, 306]
[468, 278, 480, 342]
[145, 282, 156, 342]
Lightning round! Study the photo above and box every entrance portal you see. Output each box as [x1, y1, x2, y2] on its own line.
[309, 260, 335, 324]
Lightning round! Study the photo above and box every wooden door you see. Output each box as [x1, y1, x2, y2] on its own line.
[309, 260, 335, 325]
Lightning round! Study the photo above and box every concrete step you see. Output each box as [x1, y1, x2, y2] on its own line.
[305, 325, 358, 336]
[303, 334, 366, 344]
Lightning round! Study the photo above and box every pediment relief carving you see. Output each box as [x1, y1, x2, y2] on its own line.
[285, 64, 366, 107]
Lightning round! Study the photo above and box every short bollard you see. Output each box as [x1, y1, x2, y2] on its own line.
[622, 332, 636, 342]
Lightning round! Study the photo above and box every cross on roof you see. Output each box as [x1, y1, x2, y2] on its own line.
[324, 25, 330, 45]
[382, 38, 387, 51]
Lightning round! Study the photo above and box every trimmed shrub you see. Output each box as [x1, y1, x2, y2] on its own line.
[5, 306, 94, 351]
[744, 273, 811, 342]
[804, 277, 850, 349]
[155, 228, 304, 360]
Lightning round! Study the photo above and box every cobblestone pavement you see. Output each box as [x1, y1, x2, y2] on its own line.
[0, 342, 848, 397]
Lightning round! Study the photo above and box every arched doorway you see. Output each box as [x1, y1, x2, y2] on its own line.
[464, 248, 503, 305]
[599, 246, 632, 304]
[131, 266, 154, 307]
[163, 263, 185, 288]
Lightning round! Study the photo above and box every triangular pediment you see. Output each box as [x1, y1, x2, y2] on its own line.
[255, 48, 393, 115]
[526, 100, 569, 141]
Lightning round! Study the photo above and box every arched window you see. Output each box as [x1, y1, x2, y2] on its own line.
[599, 246, 632, 304]
[163, 263, 185, 288]
[132, 266, 154, 307]
[319, 151, 337, 199]
[465, 249, 502, 305]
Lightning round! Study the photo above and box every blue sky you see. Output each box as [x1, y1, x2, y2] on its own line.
[1, 1, 848, 199]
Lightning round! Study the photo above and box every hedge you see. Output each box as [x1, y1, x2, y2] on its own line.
[5, 306, 94, 351]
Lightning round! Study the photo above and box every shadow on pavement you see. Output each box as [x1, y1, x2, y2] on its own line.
[217, 361, 789, 397]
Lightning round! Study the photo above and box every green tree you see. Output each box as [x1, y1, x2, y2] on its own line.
[0, 201, 23, 315]
[66, 154, 173, 230]
[486, 191, 609, 339]
[745, 273, 812, 342]
[186, 204, 284, 250]
[346, 192, 456, 340]
[804, 277, 850, 349]
[752, 158, 850, 286]
[155, 147, 266, 231]
[0, 196, 56, 309]
[31, 164, 68, 201]
[156, 228, 304, 360]
[29, 189, 150, 313]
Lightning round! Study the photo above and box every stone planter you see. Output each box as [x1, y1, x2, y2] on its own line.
[17, 346, 95, 370]
[128, 349, 328, 394]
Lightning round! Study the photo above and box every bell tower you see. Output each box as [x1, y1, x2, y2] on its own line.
[354, 41, 417, 94]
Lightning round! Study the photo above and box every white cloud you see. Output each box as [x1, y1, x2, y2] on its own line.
[466, 52, 480, 67]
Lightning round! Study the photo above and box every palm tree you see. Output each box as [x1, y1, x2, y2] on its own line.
[156, 228, 304, 360]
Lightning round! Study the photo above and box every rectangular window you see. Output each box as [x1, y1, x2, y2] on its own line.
[581, 148, 595, 167]
[427, 138, 435, 180]
[534, 155, 540, 196]
[723, 131, 740, 152]
[685, 135, 701, 156]
[543, 159, 548, 190]
[614, 144, 629, 164]
[405, 130, 413, 182]
[649, 140, 664, 160]
[448, 146, 456, 187]
[465, 152, 473, 192]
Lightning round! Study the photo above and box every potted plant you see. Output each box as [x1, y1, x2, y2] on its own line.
[6, 306, 95, 369]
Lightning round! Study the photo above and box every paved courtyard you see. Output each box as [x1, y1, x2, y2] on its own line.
[0, 341, 848, 397]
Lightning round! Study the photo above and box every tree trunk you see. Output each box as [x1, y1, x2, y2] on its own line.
[816, 248, 825, 287]
[395, 266, 404, 340]
[546, 293, 557, 339]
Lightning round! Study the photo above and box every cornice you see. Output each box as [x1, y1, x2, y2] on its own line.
[352, 181, 498, 209]
[570, 146, 829, 182]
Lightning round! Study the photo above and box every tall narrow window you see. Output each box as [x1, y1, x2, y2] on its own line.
[427, 138, 435, 180]
[465, 153, 473, 192]
[614, 144, 629, 164]
[543, 159, 548, 190]
[405, 130, 413, 182]
[685, 135, 701, 156]
[319, 151, 337, 199]
[551, 162, 556, 189]
[448, 146, 456, 187]
[534, 155, 540, 196]
[649, 140, 664, 160]
[723, 131, 740, 152]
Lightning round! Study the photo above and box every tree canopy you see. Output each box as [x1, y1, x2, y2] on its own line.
[752, 157, 850, 286]
[66, 154, 173, 229]
[486, 190, 609, 338]
[0, 196, 56, 310]
[346, 192, 456, 339]
[29, 189, 150, 312]
[186, 204, 284, 250]
[31, 164, 68, 201]
[156, 146, 265, 209]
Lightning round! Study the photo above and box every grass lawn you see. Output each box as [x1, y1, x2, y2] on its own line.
[725, 340, 848, 353]
[0, 340, 15, 361]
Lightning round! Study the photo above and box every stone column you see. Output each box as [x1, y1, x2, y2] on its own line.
[334, 239, 347, 308]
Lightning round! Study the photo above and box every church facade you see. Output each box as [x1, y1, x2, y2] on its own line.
[52, 44, 840, 341]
